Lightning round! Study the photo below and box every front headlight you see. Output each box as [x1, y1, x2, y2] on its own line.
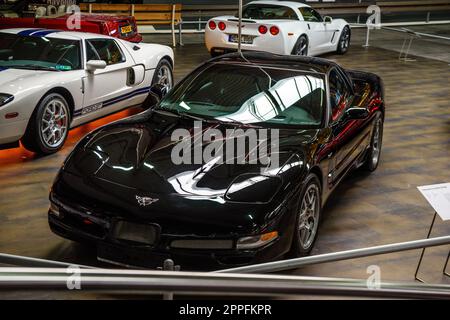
[0, 94, 14, 107]
[225, 174, 282, 203]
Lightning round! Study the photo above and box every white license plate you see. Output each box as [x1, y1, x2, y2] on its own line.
[229, 34, 253, 44]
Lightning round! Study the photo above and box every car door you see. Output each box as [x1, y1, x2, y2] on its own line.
[298, 7, 328, 54]
[79, 38, 135, 122]
[327, 68, 366, 185]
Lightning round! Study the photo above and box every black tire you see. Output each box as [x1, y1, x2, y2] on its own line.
[151, 58, 174, 90]
[336, 26, 351, 54]
[363, 113, 384, 172]
[21, 93, 70, 155]
[292, 35, 308, 56]
[289, 174, 322, 257]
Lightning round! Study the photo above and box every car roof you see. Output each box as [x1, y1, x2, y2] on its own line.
[247, 1, 310, 9]
[210, 51, 338, 75]
[0, 28, 114, 40]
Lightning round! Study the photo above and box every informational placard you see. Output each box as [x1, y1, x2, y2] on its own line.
[417, 183, 450, 221]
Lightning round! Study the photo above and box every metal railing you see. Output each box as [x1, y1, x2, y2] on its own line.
[0, 233, 449, 299]
[217, 235, 450, 274]
[0, 267, 449, 299]
[0, 252, 95, 269]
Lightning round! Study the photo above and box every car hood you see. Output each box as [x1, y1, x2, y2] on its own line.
[64, 111, 318, 198]
[0, 68, 53, 94]
[56, 111, 321, 230]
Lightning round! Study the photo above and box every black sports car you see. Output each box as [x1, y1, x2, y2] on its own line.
[49, 52, 384, 269]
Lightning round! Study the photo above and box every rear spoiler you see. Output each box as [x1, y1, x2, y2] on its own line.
[227, 18, 256, 23]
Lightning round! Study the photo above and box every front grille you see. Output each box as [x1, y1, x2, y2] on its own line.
[171, 239, 234, 249]
[111, 220, 159, 246]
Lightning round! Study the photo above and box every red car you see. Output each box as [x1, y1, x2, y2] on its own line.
[0, 13, 143, 42]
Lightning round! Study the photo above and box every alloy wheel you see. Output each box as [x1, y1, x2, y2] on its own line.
[340, 28, 350, 51]
[40, 98, 69, 148]
[157, 64, 173, 89]
[296, 38, 308, 56]
[371, 119, 382, 168]
[298, 184, 320, 250]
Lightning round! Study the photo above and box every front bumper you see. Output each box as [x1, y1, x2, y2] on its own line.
[0, 118, 27, 145]
[48, 195, 289, 270]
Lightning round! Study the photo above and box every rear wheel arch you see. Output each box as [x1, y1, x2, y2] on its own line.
[291, 33, 308, 55]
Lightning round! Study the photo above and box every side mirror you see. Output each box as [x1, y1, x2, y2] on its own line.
[150, 83, 169, 100]
[324, 16, 333, 24]
[143, 83, 169, 109]
[86, 60, 107, 73]
[344, 107, 369, 120]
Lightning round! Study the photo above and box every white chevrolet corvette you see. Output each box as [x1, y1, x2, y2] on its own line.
[205, 0, 350, 57]
[0, 28, 174, 154]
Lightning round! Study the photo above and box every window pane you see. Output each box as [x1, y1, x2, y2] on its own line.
[300, 8, 322, 22]
[160, 63, 325, 128]
[86, 39, 124, 65]
[0, 32, 81, 71]
[242, 4, 297, 20]
[329, 69, 349, 121]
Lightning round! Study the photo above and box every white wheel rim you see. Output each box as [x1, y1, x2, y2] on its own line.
[40, 98, 68, 148]
[157, 65, 173, 89]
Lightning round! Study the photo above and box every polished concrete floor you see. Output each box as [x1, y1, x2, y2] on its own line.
[0, 27, 449, 298]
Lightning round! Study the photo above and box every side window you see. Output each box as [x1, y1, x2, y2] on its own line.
[85, 39, 125, 65]
[328, 69, 352, 121]
[299, 7, 323, 22]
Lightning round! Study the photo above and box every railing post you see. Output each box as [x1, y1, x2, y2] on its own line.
[131, 4, 134, 16]
[363, 26, 370, 47]
[88, 3, 92, 14]
[171, 4, 176, 47]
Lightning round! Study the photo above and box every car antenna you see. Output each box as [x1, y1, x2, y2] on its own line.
[236, 0, 273, 87]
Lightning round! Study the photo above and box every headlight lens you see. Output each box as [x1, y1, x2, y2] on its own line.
[0, 94, 14, 107]
[225, 174, 282, 203]
[237, 231, 278, 249]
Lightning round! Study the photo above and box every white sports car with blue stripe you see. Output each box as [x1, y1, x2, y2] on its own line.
[0, 28, 174, 154]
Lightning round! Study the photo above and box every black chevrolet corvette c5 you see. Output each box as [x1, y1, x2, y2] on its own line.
[48, 52, 384, 269]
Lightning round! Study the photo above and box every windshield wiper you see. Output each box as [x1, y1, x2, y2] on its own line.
[155, 107, 215, 123]
[8, 65, 59, 71]
[218, 116, 262, 128]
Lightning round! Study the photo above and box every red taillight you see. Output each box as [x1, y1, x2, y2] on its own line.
[209, 21, 217, 30]
[270, 26, 280, 35]
[258, 25, 268, 34]
[218, 21, 226, 31]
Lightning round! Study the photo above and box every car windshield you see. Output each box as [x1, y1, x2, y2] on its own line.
[158, 63, 325, 128]
[241, 4, 298, 20]
[0, 33, 81, 71]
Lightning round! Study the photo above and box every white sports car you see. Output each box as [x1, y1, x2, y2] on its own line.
[0, 28, 174, 154]
[205, 0, 350, 57]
